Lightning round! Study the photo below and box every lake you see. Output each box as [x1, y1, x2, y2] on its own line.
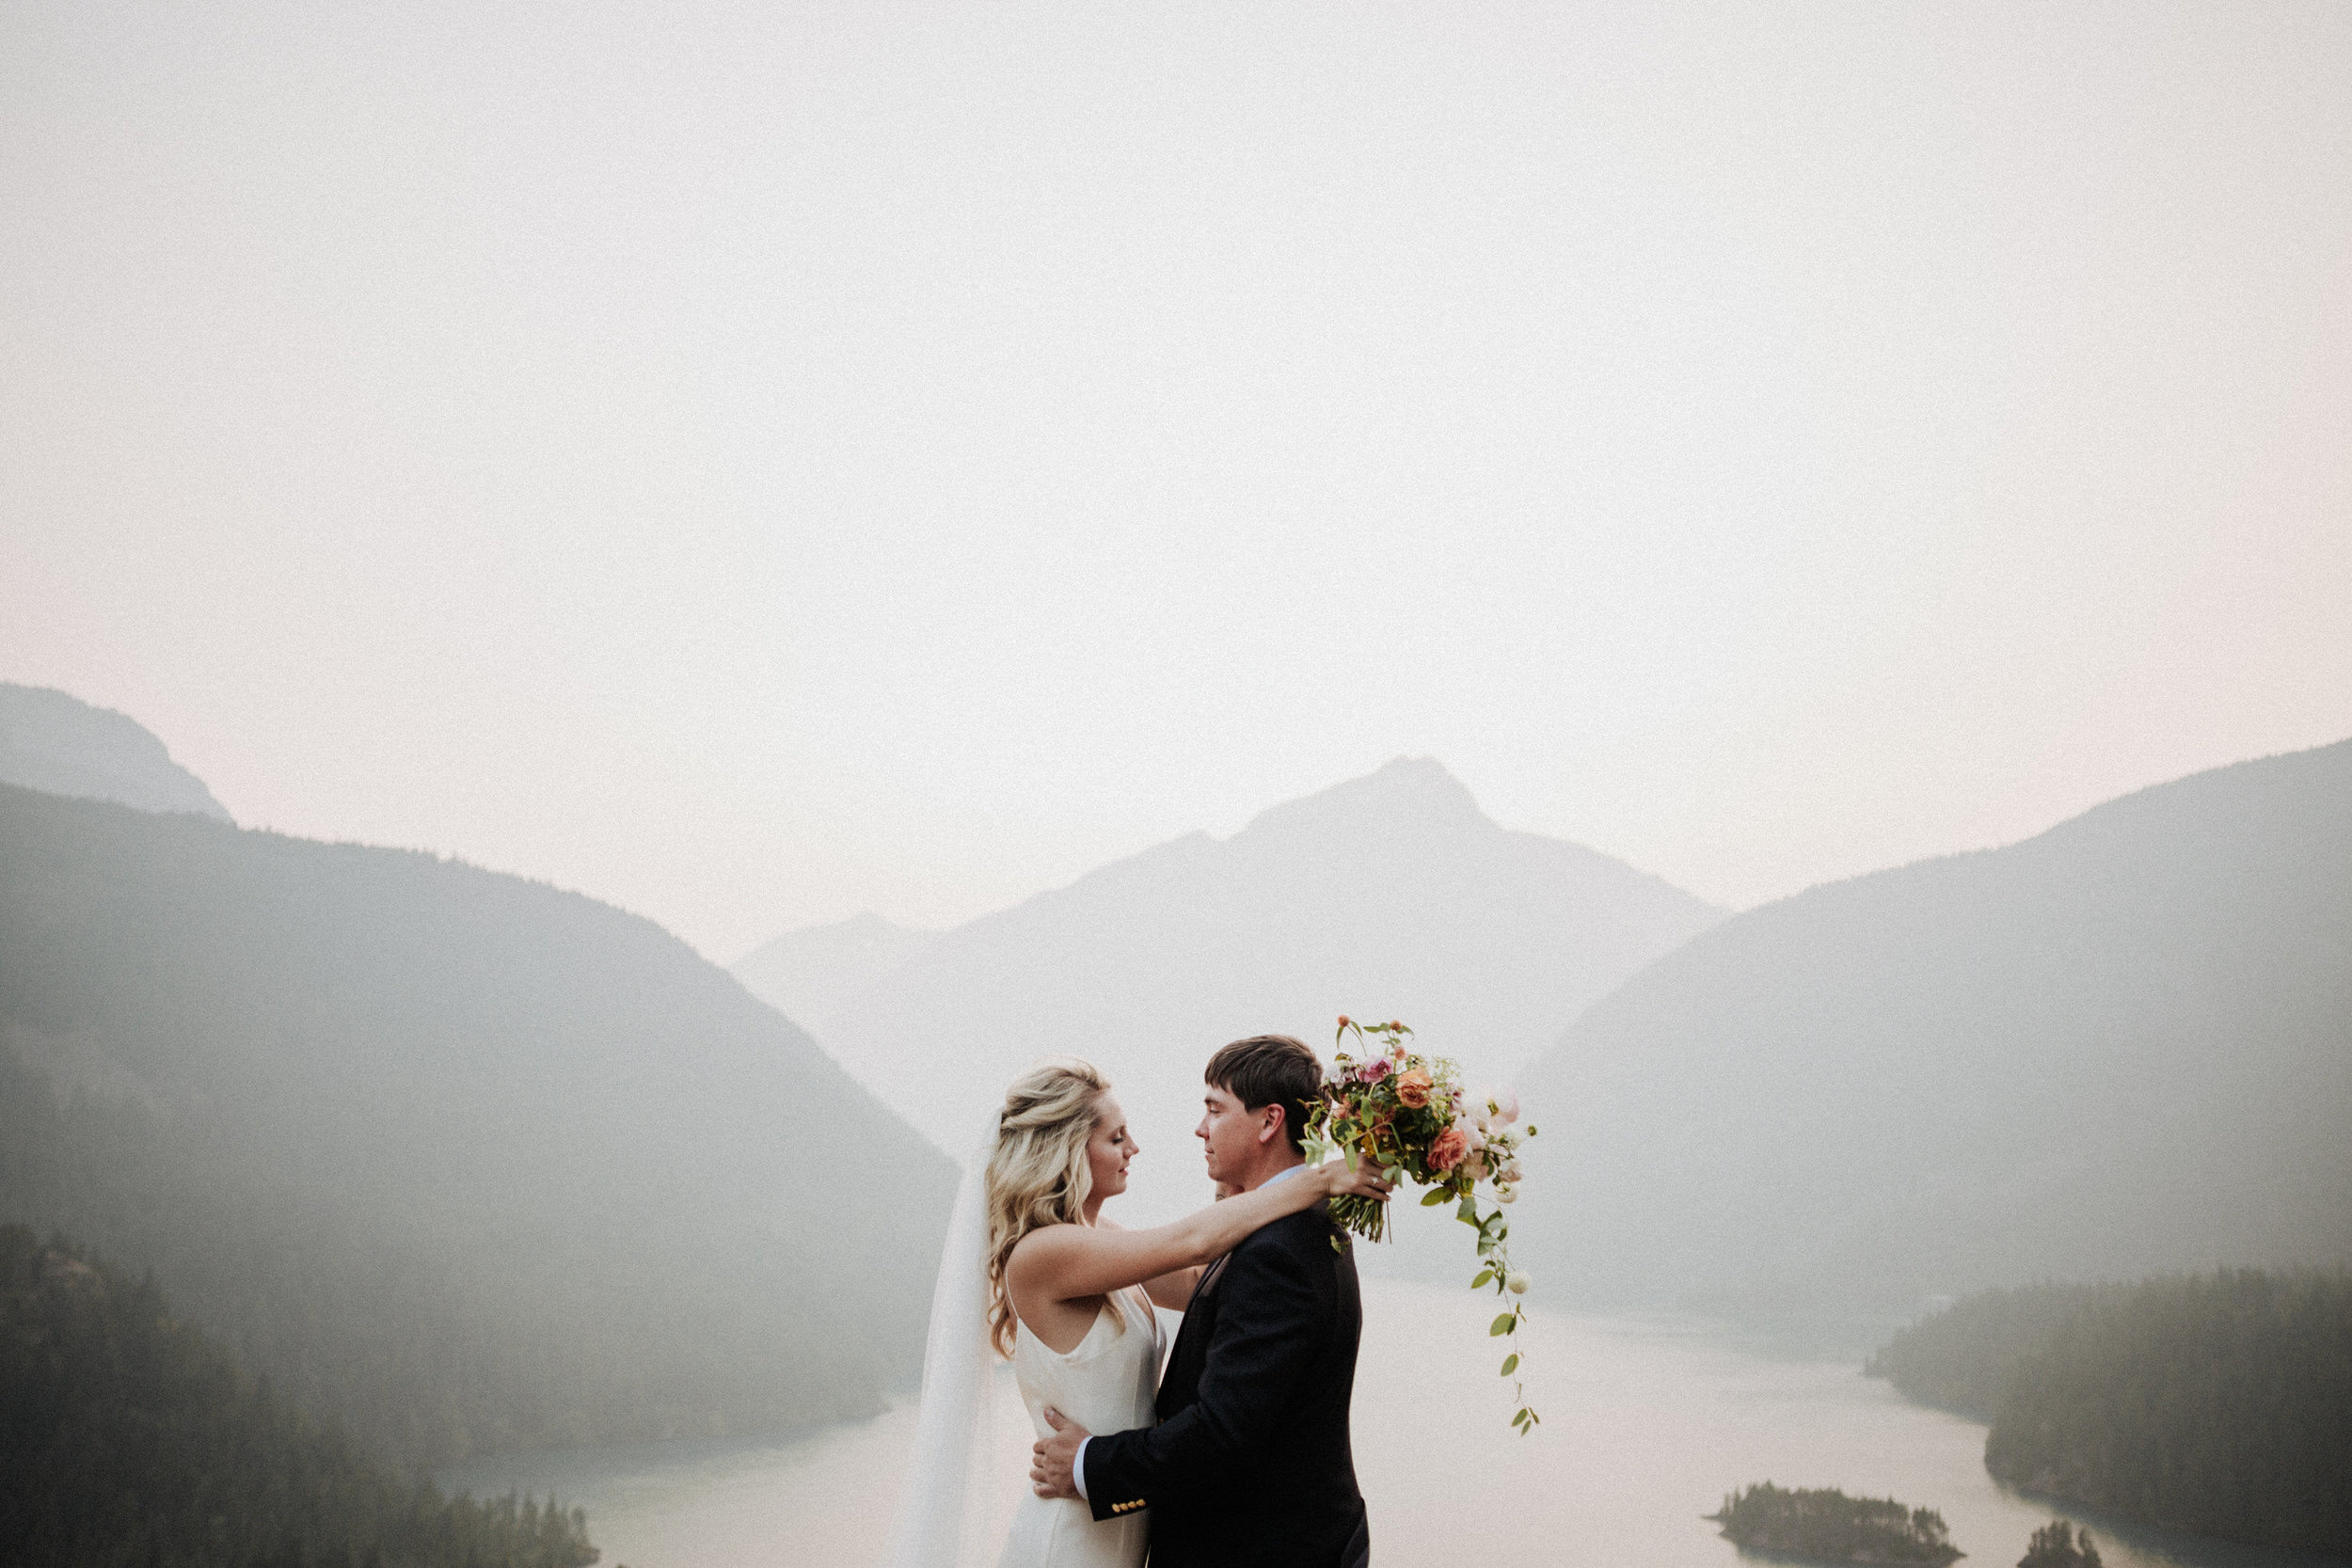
[439, 1279, 2335, 1568]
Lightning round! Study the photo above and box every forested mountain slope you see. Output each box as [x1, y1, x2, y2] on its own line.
[0, 683, 230, 820]
[1870, 1272, 2352, 1554]
[0, 1224, 598, 1568]
[805, 757, 1722, 1220]
[1512, 738, 2352, 1315]
[0, 783, 954, 1467]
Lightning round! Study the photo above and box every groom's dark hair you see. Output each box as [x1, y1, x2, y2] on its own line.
[1205, 1034, 1323, 1157]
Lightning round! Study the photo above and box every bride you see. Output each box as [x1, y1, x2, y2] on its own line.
[888, 1055, 1391, 1568]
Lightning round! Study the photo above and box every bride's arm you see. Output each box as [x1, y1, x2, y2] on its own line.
[1096, 1216, 1212, 1312]
[1009, 1163, 1391, 1309]
[1139, 1260, 1201, 1313]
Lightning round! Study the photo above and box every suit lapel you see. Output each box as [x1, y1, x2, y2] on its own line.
[1157, 1255, 1230, 1418]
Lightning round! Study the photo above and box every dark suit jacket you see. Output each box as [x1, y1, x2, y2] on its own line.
[1078, 1204, 1370, 1568]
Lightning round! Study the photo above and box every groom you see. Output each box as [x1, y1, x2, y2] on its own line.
[1028, 1034, 1372, 1568]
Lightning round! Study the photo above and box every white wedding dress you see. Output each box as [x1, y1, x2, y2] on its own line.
[885, 1140, 1165, 1568]
[999, 1287, 1164, 1568]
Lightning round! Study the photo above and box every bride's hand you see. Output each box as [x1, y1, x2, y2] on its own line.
[1320, 1159, 1395, 1203]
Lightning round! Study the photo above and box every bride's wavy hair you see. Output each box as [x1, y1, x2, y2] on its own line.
[983, 1056, 1124, 1358]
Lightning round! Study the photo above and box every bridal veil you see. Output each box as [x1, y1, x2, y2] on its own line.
[886, 1127, 1003, 1568]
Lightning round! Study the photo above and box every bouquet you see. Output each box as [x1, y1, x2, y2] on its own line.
[1301, 1016, 1541, 1433]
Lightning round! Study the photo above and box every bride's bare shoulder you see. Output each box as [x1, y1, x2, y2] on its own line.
[1006, 1218, 1087, 1270]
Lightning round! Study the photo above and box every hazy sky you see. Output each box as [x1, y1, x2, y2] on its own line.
[5, 1, 2347, 960]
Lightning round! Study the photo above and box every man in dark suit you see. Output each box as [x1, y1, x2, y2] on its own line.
[1026, 1034, 1374, 1568]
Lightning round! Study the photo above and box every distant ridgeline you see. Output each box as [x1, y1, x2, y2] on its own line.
[0, 1225, 596, 1568]
[773, 754, 1726, 1218]
[1708, 1482, 1962, 1565]
[0, 682, 232, 821]
[1512, 736, 2352, 1318]
[0, 782, 957, 1468]
[1868, 1273, 2352, 1554]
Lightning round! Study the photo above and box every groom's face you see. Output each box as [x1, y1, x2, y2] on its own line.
[1197, 1081, 1279, 1187]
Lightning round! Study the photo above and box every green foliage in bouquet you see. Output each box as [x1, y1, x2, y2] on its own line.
[1301, 1016, 1541, 1433]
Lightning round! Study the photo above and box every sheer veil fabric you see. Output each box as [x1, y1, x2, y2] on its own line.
[886, 1128, 1003, 1568]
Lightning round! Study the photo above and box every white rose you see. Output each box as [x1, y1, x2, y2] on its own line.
[1495, 1183, 1518, 1203]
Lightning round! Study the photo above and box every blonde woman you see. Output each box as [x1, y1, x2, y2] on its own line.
[890, 1051, 1390, 1568]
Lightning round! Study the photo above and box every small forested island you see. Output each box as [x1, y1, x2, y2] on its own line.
[0, 1225, 599, 1568]
[1868, 1271, 2352, 1555]
[1708, 1482, 1963, 1565]
[2017, 1520, 2102, 1568]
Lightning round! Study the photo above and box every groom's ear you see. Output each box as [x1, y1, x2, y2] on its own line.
[1257, 1102, 1286, 1145]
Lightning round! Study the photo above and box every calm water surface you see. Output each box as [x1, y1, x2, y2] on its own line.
[439, 1280, 2334, 1568]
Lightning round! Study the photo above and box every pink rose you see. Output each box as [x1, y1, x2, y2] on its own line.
[1429, 1125, 1470, 1171]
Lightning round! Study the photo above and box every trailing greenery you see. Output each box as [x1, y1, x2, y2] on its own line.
[2015, 1520, 2101, 1568]
[0, 1224, 596, 1568]
[1869, 1272, 2352, 1554]
[0, 782, 955, 1468]
[1708, 1482, 1962, 1564]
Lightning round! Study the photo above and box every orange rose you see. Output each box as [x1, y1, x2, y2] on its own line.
[1429, 1125, 1470, 1171]
[1394, 1068, 1433, 1108]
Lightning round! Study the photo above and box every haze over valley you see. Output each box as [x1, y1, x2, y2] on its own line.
[1, 694, 952, 1469]
[733, 755, 1723, 1207]
[3, 683, 2347, 1568]
[6, 5, 2349, 1562]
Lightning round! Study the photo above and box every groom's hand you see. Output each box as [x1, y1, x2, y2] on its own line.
[1028, 1405, 1091, 1499]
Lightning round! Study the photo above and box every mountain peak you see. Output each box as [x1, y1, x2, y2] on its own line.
[0, 684, 231, 822]
[1233, 755, 1488, 842]
[818, 911, 931, 941]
